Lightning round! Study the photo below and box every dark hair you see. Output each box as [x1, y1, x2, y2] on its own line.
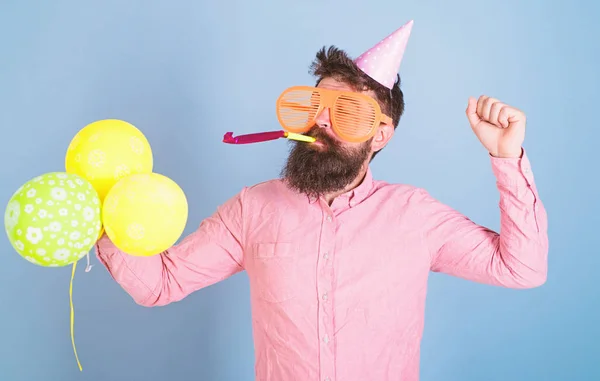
[309, 46, 405, 130]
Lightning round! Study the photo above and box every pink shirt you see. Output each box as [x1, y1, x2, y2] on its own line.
[96, 150, 548, 381]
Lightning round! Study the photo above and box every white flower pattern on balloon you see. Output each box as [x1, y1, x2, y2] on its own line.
[82, 206, 95, 221]
[49, 221, 62, 232]
[26, 227, 43, 244]
[5, 200, 20, 232]
[103, 199, 118, 215]
[88, 149, 106, 168]
[15, 240, 24, 251]
[53, 248, 71, 261]
[114, 164, 131, 180]
[51, 187, 67, 201]
[25, 256, 40, 265]
[129, 136, 145, 155]
[126, 223, 145, 240]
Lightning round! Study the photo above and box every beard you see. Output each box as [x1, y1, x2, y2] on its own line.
[281, 126, 372, 199]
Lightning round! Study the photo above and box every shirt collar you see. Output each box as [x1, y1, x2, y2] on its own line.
[347, 166, 374, 205]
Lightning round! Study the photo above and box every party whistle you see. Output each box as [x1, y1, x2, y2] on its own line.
[223, 130, 316, 144]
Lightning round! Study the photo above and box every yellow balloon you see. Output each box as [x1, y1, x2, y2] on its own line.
[65, 119, 153, 202]
[102, 173, 188, 256]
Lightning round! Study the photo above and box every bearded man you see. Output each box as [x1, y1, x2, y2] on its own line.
[96, 20, 548, 381]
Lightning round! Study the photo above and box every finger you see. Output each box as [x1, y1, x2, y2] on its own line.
[507, 108, 525, 124]
[476, 95, 488, 118]
[497, 106, 511, 128]
[481, 96, 499, 122]
[489, 102, 506, 128]
[466, 96, 481, 126]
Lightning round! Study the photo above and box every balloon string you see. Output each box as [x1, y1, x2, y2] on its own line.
[85, 252, 93, 272]
[70, 261, 82, 371]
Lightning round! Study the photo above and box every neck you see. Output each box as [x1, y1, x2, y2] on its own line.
[322, 164, 369, 205]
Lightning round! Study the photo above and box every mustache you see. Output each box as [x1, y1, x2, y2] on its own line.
[304, 126, 339, 146]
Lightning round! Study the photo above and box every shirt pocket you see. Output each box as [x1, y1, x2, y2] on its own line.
[251, 242, 298, 303]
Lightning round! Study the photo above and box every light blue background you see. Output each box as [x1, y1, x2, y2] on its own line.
[1, 0, 598, 380]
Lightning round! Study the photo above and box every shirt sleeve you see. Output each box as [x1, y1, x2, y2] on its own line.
[95, 188, 247, 306]
[422, 149, 549, 288]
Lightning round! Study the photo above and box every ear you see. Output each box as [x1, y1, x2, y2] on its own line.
[370, 123, 394, 152]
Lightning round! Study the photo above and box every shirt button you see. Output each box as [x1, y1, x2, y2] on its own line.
[322, 292, 328, 301]
[324, 378, 331, 381]
[326, 215, 332, 222]
[323, 334, 330, 344]
[323, 252, 329, 260]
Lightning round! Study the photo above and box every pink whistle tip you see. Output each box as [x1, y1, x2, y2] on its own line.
[223, 132, 236, 143]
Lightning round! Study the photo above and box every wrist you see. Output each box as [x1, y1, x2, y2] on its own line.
[490, 147, 523, 159]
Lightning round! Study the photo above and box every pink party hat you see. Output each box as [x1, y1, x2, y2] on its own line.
[354, 20, 414, 89]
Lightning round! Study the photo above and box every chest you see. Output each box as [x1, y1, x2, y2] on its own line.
[242, 201, 431, 304]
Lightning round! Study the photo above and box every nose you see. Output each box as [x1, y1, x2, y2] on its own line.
[315, 108, 331, 129]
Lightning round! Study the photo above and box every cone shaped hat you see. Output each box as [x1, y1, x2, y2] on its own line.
[354, 20, 414, 89]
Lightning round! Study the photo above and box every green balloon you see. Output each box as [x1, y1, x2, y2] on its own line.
[4, 172, 102, 267]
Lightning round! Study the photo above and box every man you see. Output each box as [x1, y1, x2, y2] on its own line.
[96, 20, 548, 381]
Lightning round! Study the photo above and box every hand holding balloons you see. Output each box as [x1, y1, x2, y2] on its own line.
[3, 118, 188, 371]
